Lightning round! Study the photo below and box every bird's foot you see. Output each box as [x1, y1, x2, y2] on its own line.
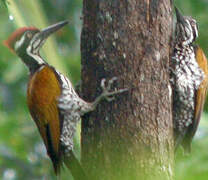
[100, 77, 128, 102]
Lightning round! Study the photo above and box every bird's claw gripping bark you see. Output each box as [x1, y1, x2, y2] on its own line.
[100, 77, 128, 102]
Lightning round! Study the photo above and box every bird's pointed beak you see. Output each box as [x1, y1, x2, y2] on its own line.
[31, 20, 68, 52]
[38, 20, 68, 40]
[175, 7, 186, 26]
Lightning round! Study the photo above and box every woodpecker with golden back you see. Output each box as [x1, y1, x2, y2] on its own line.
[4, 20, 127, 177]
[171, 8, 208, 153]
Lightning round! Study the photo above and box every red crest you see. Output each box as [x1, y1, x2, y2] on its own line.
[3, 27, 39, 53]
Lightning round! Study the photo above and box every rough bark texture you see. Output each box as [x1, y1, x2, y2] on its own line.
[81, 0, 173, 180]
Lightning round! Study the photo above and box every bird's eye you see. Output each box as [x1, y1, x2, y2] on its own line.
[26, 32, 33, 39]
[190, 21, 196, 27]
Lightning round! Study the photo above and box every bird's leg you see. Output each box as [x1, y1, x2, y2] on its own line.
[76, 77, 128, 115]
[90, 77, 128, 110]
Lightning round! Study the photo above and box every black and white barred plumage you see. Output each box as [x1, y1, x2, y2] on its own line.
[57, 71, 127, 153]
[56, 70, 92, 152]
[171, 8, 205, 152]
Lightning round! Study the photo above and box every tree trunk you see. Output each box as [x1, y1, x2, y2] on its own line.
[81, 1, 174, 180]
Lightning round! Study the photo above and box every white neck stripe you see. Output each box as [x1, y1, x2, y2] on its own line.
[26, 45, 45, 65]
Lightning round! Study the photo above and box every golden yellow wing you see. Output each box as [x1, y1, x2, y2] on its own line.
[194, 45, 208, 132]
[27, 65, 62, 174]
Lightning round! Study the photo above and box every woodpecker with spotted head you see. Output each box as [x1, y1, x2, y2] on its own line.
[4, 21, 127, 177]
[171, 8, 208, 153]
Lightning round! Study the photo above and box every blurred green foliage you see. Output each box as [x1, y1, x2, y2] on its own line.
[0, 0, 208, 179]
[0, 0, 81, 179]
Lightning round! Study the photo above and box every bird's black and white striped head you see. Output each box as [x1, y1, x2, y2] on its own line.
[4, 21, 68, 71]
[175, 8, 198, 46]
